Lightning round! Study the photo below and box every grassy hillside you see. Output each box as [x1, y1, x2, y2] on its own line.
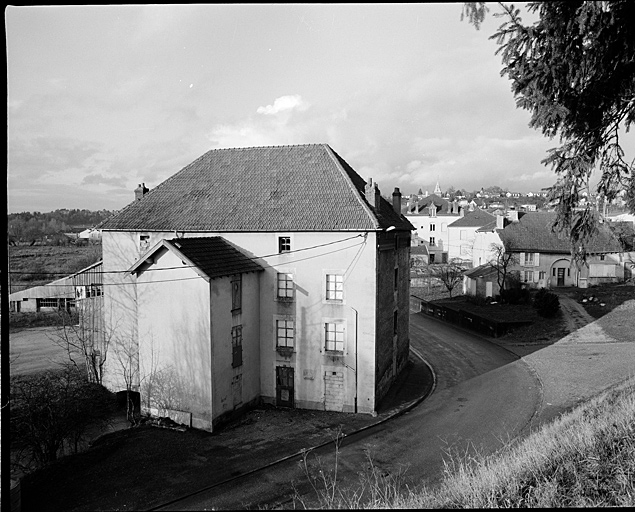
[8, 245, 102, 292]
[303, 377, 635, 508]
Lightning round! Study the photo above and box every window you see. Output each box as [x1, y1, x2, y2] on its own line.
[231, 274, 242, 312]
[278, 236, 291, 253]
[276, 319, 294, 348]
[325, 322, 344, 352]
[524, 270, 534, 282]
[524, 253, 535, 266]
[38, 298, 59, 308]
[83, 283, 103, 298]
[430, 223, 436, 231]
[429, 254, 435, 264]
[139, 234, 150, 253]
[326, 274, 343, 301]
[231, 325, 243, 368]
[539, 271, 546, 280]
[429, 237, 435, 246]
[277, 272, 294, 300]
[600, 255, 606, 261]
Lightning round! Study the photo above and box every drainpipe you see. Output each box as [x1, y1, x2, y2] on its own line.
[352, 306, 358, 414]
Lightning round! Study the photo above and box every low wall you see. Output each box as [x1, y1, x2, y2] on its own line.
[414, 297, 532, 337]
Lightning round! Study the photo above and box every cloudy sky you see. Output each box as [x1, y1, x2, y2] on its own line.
[8, 4, 632, 214]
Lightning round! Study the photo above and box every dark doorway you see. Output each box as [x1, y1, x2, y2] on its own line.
[557, 268, 565, 286]
[276, 366, 294, 408]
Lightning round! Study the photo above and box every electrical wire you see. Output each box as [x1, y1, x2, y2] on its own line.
[7, 233, 366, 277]
[8, 239, 370, 288]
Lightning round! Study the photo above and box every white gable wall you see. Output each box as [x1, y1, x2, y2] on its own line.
[102, 229, 382, 418]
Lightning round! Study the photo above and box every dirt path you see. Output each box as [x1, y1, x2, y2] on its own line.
[557, 295, 595, 333]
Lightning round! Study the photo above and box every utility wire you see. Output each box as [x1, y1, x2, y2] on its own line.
[7, 234, 367, 277]
[8, 239, 369, 289]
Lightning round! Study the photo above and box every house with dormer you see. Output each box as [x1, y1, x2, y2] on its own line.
[403, 193, 463, 264]
[97, 144, 413, 431]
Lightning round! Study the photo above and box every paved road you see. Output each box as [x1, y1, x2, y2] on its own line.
[159, 312, 540, 510]
[9, 326, 76, 375]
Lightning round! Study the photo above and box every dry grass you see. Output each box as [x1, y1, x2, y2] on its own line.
[8, 245, 101, 291]
[319, 377, 635, 509]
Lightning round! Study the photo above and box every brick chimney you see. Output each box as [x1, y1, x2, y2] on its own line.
[135, 183, 149, 201]
[392, 187, 402, 214]
[364, 178, 381, 209]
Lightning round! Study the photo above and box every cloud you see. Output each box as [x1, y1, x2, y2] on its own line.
[256, 95, 309, 115]
[82, 173, 124, 187]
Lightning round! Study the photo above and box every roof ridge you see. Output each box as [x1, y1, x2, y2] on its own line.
[322, 145, 381, 230]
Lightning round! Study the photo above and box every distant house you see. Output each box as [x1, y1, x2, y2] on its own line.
[78, 228, 102, 242]
[403, 193, 461, 264]
[447, 209, 496, 264]
[96, 144, 414, 431]
[470, 212, 626, 291]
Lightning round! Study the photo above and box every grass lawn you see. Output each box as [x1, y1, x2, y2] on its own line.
[561, 282, 635, 319]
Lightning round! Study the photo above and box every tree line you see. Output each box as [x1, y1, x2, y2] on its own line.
[7, 209, 114, 245]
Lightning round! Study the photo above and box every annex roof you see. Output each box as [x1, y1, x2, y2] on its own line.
[463, 263, 498, 279]
[449, 209, 495, 228]
[499, 212, 623, 254]
[100, 144, 412, 233]
[129, 237, 264, 281]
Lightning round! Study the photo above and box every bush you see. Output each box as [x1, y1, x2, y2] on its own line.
[10, 365, 117, 472]
[9, 310, 79, 330]
[500, 286, 531, 305]
[533, 288, 561, 317]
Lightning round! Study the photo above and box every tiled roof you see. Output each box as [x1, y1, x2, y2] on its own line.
[449, 209, 495, 228]
[410, 245, 429, 255]
[100, 144, 413, 233]
[464, 263, 498, 279]
[499, 212, 623, 254]
[131, 237, 264, 280]
[403, 194, 453, 215]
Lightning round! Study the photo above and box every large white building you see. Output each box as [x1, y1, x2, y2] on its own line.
[97, 144, 414, 431]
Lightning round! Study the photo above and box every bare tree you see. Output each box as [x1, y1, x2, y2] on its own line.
[111, 332, 141, 425]
[49, 298, 114, 386]
[431, 258, 467, 298]
[487, 243, 519, 299]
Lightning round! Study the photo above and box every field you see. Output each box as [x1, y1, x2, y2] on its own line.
[8, 244, 102, 292]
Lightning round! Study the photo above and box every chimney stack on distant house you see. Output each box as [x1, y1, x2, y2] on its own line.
[392, 187, 402, 214]
[135, 183, 149, 201]
[496, 214, 505, 230]
[507, 210, 519, 223]
[364, 178, 381, 209]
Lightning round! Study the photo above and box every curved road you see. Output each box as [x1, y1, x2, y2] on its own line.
[157, 313, 541, 510]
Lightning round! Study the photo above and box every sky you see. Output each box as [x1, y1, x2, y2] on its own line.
[7, 3, 633, 214]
